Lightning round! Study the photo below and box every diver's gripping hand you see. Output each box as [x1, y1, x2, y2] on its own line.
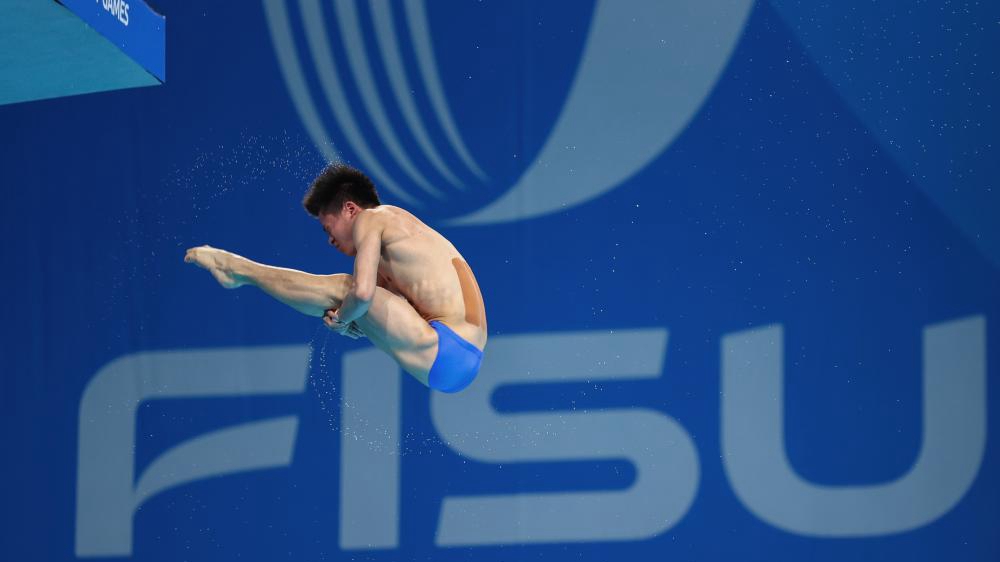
[184, 245, 244, 289]
[323, 309, 366, 339]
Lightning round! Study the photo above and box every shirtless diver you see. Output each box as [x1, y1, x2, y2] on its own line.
[184, 164, 487, 392]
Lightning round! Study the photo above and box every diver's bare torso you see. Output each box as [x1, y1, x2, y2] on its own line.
[366, 205, 487, 350]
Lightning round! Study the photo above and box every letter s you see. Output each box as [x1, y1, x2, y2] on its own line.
[431, 329, 699, 546]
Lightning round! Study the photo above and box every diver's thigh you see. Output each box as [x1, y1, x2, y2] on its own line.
[354, 287, 438, 379]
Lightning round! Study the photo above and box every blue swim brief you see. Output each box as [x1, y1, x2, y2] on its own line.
[428, 321, 482, 393]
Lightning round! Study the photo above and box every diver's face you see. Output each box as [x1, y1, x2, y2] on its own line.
[319, 203, 357, 256]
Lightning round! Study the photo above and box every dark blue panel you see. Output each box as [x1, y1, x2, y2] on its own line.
[0, 1, 997, 561]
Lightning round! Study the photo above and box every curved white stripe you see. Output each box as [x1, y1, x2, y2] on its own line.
[370, 0, 464, 189]
[134, 417, 298, 506]
[449, 0, 753, 225]
[403, 0, 487, 180]
[299, 0, 420, 206]
[262, 0, 340, 165]
[334, 0, 444, 199]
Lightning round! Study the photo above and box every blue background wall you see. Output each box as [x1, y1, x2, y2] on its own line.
[1, 1, 998, 560]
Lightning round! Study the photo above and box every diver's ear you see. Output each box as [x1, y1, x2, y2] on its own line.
[343, 200, 360, 217]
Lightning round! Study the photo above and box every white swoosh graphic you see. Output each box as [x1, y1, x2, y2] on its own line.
[370, 0, 464, 188]
[299, 0, 420, 206]
[334, 0, 444, 199]
[449, 0, 753, 225]
[404, 0, 487, 181]
[262, 0, 341, 164]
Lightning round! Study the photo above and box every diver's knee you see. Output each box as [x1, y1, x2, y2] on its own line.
[323, 273, 353, 305]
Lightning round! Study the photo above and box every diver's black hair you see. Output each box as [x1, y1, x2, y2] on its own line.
[302, 163, 381, 215]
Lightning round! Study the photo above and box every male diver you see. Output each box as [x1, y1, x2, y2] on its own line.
[184, 164, 486, 392]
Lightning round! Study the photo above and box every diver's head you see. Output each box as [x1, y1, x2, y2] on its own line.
[303, 164, 381, 255]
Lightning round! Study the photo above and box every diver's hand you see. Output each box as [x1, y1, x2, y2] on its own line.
[184, 245, 244, 289]
[345, 323, 365, 339]
[324, 309, 365, 339]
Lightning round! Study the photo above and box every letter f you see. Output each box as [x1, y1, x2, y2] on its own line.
[75, 346, 308, 557]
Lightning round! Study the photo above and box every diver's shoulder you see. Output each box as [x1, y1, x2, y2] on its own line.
[359, 205, 401, 224]
[370, 205, 431, 244]
[373, 204, 410, 216]
[372, 205, 427, 226]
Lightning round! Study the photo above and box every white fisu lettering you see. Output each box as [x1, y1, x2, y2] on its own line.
[338, 350, 401, 550]
[75, 346, 309, 557]
[720, 316, 986, 537]
[431, 329, 699, 546]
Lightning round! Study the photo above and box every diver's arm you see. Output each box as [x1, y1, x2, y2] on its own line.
[334, 211, 383, 324]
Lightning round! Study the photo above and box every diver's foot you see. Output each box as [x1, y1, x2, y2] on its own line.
[184, 245, 244, 289]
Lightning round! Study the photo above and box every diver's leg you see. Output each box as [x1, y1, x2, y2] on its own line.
[348, 287, 438, 385]
[185, 245, 350, 317]
[186, 246, 438, 383]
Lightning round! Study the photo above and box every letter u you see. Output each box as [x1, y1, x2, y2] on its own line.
[720, 316, 986, 536]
